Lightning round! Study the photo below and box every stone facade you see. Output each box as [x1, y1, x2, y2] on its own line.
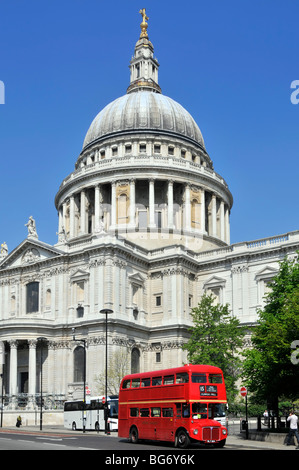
[0, 18, 298, 411]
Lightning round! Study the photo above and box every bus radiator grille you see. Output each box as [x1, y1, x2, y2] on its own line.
[202, 427, 220, 441]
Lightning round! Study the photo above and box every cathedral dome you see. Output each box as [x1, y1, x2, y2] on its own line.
[82, 91, 205, 151]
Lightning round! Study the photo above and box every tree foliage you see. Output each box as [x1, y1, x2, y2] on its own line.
[242, 255, 299, 405]
[183, 294, 246, 402]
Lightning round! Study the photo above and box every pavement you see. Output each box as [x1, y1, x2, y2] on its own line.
[1, 425, 298, 450]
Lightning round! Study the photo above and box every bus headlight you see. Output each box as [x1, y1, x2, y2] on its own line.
[193, 429, 198, 435]
[222, 429, 227, 435]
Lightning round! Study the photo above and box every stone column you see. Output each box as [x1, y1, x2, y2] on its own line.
[62, 201, 67, 232]
[80, 190, 86, 235]
[94, 184, 101, 232]
[9, 340, 18, 398]
[129, 179, 136, 226]
[225, 205, 230, 244]
[167, 180, 174, 229]
[111, 181, 116, 228]
[220, 200, 225, 241]
[28, 340, 37, 397]
[149, 179, 155, 227]
[185, 184, 191, 231]
[211, 194, 217, 237]
[70, 195, 75, 238]
[201, 188, 205, 233]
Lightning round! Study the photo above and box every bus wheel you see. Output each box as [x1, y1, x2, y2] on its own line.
[129, 426, 139, 444]
[72, 422, 77, 431]
[215, 439, 226, 448]
[175, 429, 190, 449]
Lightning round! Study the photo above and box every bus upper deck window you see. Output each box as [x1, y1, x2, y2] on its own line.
[191, 374, 207, 383]
[152, 376, 162, 386]
[176, 373, 189, 383]
[209, 374, 222, 384]
[122, 379, 131, 388]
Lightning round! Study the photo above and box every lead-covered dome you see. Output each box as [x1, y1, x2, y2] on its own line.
[82, 91, 205, 151]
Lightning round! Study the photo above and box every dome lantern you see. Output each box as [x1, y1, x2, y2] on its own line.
[127, 8, 161, 94]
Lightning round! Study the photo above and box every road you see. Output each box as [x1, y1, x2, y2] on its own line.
[0, 427, 291, 452]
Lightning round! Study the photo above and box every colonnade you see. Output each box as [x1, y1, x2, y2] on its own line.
[58, 179, 230, 244]
[2, 339, 57, 408]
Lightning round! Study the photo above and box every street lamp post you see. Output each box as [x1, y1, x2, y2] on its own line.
[72, 328, 86, 433]
[100, 308, 113, 434]
[37, 337, 47, 431]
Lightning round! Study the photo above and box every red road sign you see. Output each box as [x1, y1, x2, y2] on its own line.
[240, 386, 247, 397]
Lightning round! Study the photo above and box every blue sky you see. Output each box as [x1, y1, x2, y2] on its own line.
[0, 0, 298, 251]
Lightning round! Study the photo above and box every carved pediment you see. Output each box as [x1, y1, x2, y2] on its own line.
[203, 275, 226, 288]
[255, 265, 278, 281]
[0, 239, 64, 270]
[69, 267, 90, 282]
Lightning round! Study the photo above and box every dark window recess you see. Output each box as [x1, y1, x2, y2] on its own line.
[26, 282, 39, 313]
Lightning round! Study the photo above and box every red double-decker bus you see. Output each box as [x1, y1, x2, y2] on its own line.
[118, 364, 228, 448]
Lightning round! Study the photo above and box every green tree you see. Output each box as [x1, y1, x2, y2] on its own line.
[95, 349, 130, 395]
[242, 255, 299, 408]
[183, 293, 246, 402]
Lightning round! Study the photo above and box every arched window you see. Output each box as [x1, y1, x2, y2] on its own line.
[74, 346, 84, 382]
[117, 193, 128, 225]
[131, 348, 140, 374]
[191, 198, 200, 229]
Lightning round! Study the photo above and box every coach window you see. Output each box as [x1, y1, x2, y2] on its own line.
[26, 281, 39, 313]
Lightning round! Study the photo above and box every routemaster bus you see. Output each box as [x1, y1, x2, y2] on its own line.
[118, 364, 228, 448]
[64, 395, 118, 431]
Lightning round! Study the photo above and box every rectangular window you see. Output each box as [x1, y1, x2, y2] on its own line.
[122, 379, 131, 389]
[140, 408, 149, 417]
[151, 407, 161, 417]
[130, 408, 139, 417]
[164, 375, 175, 385]
[209, 374, 223, 384]
[131, 378, 140, 388]
[154, 144, 161, 153]
[26, 282, 39, 313]
[125, 144, 132, 153]
[112, 147, 118, 156]
[162, 407, 173, 417]
[139, 144, 146, 153]
[168, 146, 174, 155]
[176, 373, 189, 384]
[155, 211, 162, 228]
[141, 378, 150, 387]
[152, 376, 162, 386]
[175, 403, 182, 418]
[192, 373, 207, 383]
[155, 295, 162, 307]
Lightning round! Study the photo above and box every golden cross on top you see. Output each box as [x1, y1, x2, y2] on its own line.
[139, 8, 149, 38]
